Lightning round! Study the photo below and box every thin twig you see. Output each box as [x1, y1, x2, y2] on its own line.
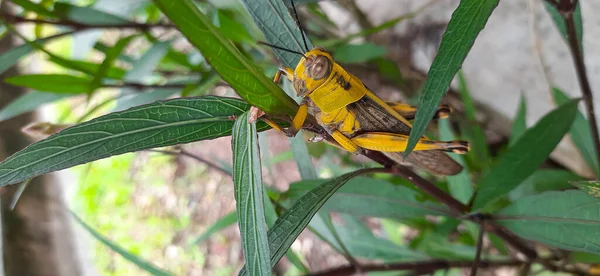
[2, 12, 174, 30]
[558, 0, 600, 171]
[470, 221, 486, 276]
[146, 149, 232, 177]
[103, 83, 188, 90]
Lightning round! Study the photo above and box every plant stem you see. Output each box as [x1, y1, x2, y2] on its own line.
[561, 2, 600, 172]
[2, 12, 174, 30]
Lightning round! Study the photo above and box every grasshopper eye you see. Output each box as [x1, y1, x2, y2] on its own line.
[308, 55, 331, 80]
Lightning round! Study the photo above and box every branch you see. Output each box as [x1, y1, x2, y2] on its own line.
[103, 83, 188, 90]
[2, 12, 175, 30]
[560, 0, 600, 172]
[145, 149, 232, 177]
[307, 259, 524, 276]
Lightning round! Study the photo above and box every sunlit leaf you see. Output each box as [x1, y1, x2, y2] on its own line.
[406, 0, 499, 155]
[232, 112, 270, 276]
[54, 2, 132, 26]
[497, 190, 600, 254]
[472, 99, 579, 209]
[571, 180, 600, 199]
[5, 74, 93, 94]
[0, 96, 268, 187]
[154, 0, 298, 116]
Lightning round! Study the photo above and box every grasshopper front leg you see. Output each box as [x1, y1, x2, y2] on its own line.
[351, 132, 470, 154]
[386, 102, 452, 120]
[250, 66, 308, 137]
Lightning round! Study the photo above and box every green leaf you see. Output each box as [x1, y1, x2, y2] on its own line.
[509, 93, 527, 147]
[0, 92, 69, 122]
[10, 0, 57, 18]
[457, 71, 489, 166]
[290, 132, 317, 180]
[552, 87, 599, 176]
[52, 59, 127, 79]
[71, 212, 171, 276]
[232, 112, 270, 276]
[509, 169, 584, 200]
[54, 2, 132, 26]
[123, 40, 171, 82]
[238, 168, 380, 276]
[241, 0, 314, 68]
[0, 96, 267, 187]
[92, 35, 137, 89]
[216, 11, 253, 43]
[4, 74, 93, 94]
[0, 34, 65, 75]
[497, 190, 600, 254]
[193, 211, 237, 244]
[287, 176, 451, 219]
[405, 0, 499, 155]
[333, 43, 387, 64]
[571, 180, 600, 199]
[570, 252, 600, 263]
[472, 99, 579, 210]
[154, 0, 298, 116]
[439, 119, 473, 204]
[543, 1, 583, 51]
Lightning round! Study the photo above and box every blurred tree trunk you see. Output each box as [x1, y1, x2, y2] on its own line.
[0, 3, 84, 276]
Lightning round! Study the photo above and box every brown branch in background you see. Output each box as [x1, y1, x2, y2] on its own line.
[145, 149, 232, 177]
[307, 259, 524, 276]
[557, 0, 600, 171]
[1, 12, 175, 30]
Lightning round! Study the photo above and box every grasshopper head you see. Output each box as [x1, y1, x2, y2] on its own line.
[293, 47, 333, 98]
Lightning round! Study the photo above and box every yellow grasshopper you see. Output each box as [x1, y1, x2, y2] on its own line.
[252, 2, 470, 175]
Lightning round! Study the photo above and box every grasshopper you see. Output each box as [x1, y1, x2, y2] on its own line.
[252, 2, 470, 175]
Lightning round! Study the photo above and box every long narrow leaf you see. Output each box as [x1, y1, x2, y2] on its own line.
[0, 92, 69, 122]
[552, 87, 599, 176]
[543, 1, 583, 51]
[232, 112, 270, 276]
[192, 211, 238, 245]
[439, 119, 473, 204]
[238, 168, 384, 276]
[405, 0, 499, 154]
[0, 96, 268, 187]
[154, 0, 298, 116]
[241, 0, 314, 68]
[472, 99, 579, 209]
[509, 93, 528, 147]
[71, 212, 171, 276]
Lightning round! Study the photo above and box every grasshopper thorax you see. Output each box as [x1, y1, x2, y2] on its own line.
[293, 47, 333, 97]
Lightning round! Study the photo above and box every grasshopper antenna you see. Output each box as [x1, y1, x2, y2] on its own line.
[290, 0, 310, 52]
[257, 41, 308, 59]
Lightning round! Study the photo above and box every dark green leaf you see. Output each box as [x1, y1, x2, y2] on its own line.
[571, 180, 600, 199]
[232, 112, 270, 276]
[53, 59, 127, 79]
[241, 0, 314, 68]
[552, 87, 599, 176]
[216, 11, 253, 43]
[238, 168, 381, 276]
[510, 93, 527, 147]
[71, 212, 171, 276]
[543, 1, 583, 50]
[570, 252, 600, 263]
[509, 169, 583, 200]
[287, 177, 451, 219]
[54, 2, 132, 26]
[0, 96, 268, 187]
[154, 0, 298, 116]
[0, 92, 69, 122]
[5, 74, 93, 94]
[439, 119, 473, 204]
[192, 211, 237, 244]
[406, 0, 499, 154]
[497, 190, 600, 254]
[333, 43, 387, 64]
[472, 99, 579, 209]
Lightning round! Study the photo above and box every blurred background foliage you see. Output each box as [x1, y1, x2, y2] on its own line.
[0, 0, 600, 275]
